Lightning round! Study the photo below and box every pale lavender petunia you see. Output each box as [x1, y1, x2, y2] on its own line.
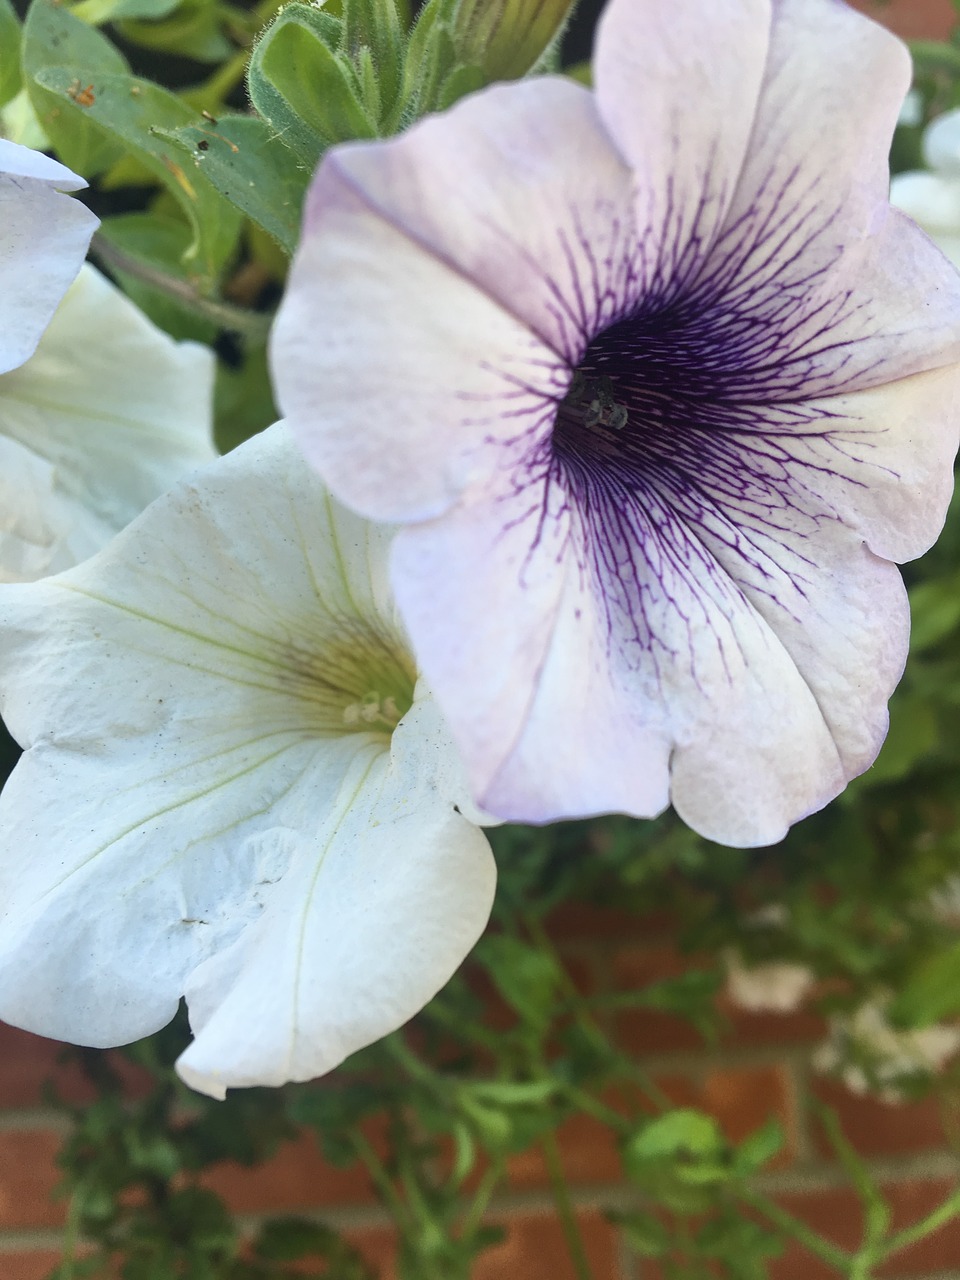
[271, 0, 960, 846]
[0, 138, 98, 374]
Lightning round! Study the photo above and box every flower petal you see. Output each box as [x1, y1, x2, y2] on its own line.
[0, 139, 97, 375]
[272, 77, 638, 519]
[889, 171, 960, 270]
[679, 0, 960, 397]
[0, 265, 217, 581]
[593, 0, 770, 276]
[176, 693, 495, 1097]
[0, 424, 493, 1081]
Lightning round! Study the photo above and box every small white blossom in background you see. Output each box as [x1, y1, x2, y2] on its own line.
[0, 264, 217, 581]
[890, 107, 960, 268]
[0, 423, 495, 1098]
[723, 950, 816, 1015]
[274, 0, 960, 848]
[814, 997, 960, 1102]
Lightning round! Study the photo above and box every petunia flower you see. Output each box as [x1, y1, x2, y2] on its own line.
[272, 0, 960, 847]
[890, 106, 960, 269]
[0, 423, 495, 1097]
[0, 138, 97, 375]
[0, 263, 217, 582]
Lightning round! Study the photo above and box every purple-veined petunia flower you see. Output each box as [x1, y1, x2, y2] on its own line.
[0, 424, 495, 1096]
[0, 138, 97, 375]
[272, 0, 960, 847]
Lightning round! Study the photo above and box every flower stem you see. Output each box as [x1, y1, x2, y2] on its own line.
[350, 1129, 413, 1234]
[880, 1185, 960, 1261]
[90, 234, 273, 341]
[459, 1160, 503, 1242]
[540, 1128, 592, 1280]
[740, 1189, 850, 1273]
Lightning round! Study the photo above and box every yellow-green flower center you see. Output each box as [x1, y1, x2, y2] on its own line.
[276, 616, 417, 739]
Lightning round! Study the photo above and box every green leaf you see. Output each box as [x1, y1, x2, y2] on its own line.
[888, 937, 960, 1028]
[626, 1109, 724, 1162]
[22, 0, 127, 174]
[159, 113, 309, 254]
[0, 0, 21, 108]
[70, 0, 180, 26]
[452, 0, 574, 80]
[614, 1212, 670, 1259]
[733, 1119, 783, 1176]
[400, 0, 458, 116]
[435, 61, 485, 111]
[476, 935, 561, 1030]
[214, 344, 278, 453]
[864, 693, 938, 785]
[910, 575, 960, 651]
[342, 0, 404, 120]
[251, 6, 376, 161]
[97, 211, 217, 343]
[118, 0, 232, 63]
[32, 66, 242, 287]
[254, 1217, 342, 1262]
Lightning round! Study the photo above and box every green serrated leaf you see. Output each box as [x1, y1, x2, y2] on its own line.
[0, 0, 21, 108]
[160, 114, 309, 254]
[23, 0, 127, 175]
[33, 66, 242, 287]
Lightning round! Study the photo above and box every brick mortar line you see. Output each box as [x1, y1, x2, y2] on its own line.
[899, 1271, 960, 1280]
[0, 1229, 66, 1251]
[0, 1108, 70, 1133]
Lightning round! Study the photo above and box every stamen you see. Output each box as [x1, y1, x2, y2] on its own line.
[557, 371, 629, 435]
[342, 691, 405, 731]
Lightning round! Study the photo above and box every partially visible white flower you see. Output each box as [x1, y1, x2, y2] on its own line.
[890, 108, 960, 268]
[724, 950, 815, 1014]
[814, 997, 960, 1101]
[0, 138, 97, 374]
[0, 264, 217, 582]
[0, 423, 496, 1098]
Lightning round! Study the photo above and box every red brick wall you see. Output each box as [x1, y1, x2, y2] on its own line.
[851, 0, 954, 39]
[0, 904, 958, 1278]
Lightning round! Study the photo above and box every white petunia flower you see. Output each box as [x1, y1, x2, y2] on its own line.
[890, 107, 960, 269]
[0, 138, 97, 374]
[273, 0, 960, 847]
[0, 423, 496, 1097]
[0, 264, 217, 582]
